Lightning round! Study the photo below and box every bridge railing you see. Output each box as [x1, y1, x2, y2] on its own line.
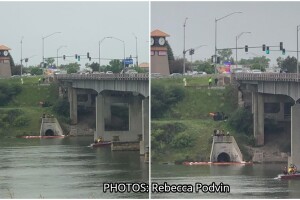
[55, 73, 149, 81]
[233, 73, 300, 82]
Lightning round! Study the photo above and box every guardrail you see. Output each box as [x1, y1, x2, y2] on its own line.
[55, 73, 149, 81]
[234, 73, 300, 82]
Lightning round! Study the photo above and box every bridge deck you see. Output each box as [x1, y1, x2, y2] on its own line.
[234, 73, 300, 82]
[55, 73, 149, 81]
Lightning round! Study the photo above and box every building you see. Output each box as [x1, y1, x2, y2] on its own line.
[151, 29, 170, 75]
[139, 62, 149, 72]
[0, 44, 12, 77]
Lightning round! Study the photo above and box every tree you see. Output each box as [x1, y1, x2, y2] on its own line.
[45, 58, 55, 67]
[217, 49, 233, 64]
[30, 67, 43, 75]
[104, 59, 123, 73]
[86, 62, 100, 72]
[239, 56, 270, 71]
[169, 58, 191, 73]
[166, 40, 175, 61]
[11, 64, 21, 75]
[281, 56, 297, 73]
[61, 62, 80, 74]
[195, 60, 214, 74]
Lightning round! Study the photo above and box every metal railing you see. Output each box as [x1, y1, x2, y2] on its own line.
[55, 73, 149, 81]
[233, 73, 300, 82]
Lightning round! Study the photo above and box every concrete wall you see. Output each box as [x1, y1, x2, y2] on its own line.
[40, 118, 64, 136]
[95, 93, 143, 143]
[291, 104, 300, 167]
[210, 136, 243, 162]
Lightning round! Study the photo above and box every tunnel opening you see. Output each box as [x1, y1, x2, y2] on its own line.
[217, 152, 231, 162]
[45, 129, 55, 136]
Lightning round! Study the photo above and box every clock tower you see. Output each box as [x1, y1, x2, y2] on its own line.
[0, 44, 12, 77]
[151, 29, 170, 75]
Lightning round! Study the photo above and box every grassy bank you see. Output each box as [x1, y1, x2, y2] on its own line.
[151, 76, 250, 162]
[0, 76, 59, 137]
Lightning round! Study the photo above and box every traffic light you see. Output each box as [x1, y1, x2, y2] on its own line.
[211, 56, 214, 63]
[245, 45, 248, 52]
[25, 58, 28, 62]
[87, 52, 90, 58]
[78, 56, 80, 61]
[63, 55, 66, 60]
[75, 54, 78, 59]
[266, 46, 270, 54]
[282, 48, 286, 55]
[217, 57, 221, 64]
[262, 44, 266, 51]
[89, 57, 91, 61]
[189, 49, 194, 55]
[280, 42, 283, 50]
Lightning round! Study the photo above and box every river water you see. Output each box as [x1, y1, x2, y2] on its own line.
[151, 163, 300, 199]
[0, 137, 149, 199]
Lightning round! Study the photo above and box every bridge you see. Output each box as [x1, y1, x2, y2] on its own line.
[234, 73, 300, 167]
[55, 73, 149, 155]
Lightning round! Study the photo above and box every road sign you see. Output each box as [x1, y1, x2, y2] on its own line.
[123, 58, 133, 65]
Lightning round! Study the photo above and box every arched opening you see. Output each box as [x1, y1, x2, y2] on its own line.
[45, 129, 55, 136]
[217, 152, 231, 162]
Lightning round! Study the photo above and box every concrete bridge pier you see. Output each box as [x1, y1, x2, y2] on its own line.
[140, 97, 149, 155]
[290, 104, 300, 167]
[252, 92, 264, 146]
[68, 87, 78, 125]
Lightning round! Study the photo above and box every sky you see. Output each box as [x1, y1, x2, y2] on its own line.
[151, 1, 300, 67]
[1, 1, 149, 68]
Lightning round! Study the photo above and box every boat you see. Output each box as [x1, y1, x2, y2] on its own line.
[276, 173, 300, 180]
[90, 141, 112, 147]
[183, 161, 253, 166]
[20, 135, 65, 139]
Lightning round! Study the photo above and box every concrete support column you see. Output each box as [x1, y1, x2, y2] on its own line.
[291, 104, 300, 167]
[95, 93, 105, 140]
[140, 97, 149, 155]
[129, 95, 142, 141]
[104, 96, 111, 125]
[253, 92, 264, 145]
[68, 87, 78, 125]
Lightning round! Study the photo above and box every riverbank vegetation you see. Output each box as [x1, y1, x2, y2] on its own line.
[0, 77, 61, 137]
[151, 76, 253, 163]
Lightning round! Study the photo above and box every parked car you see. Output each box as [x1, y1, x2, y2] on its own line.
[106, 71, 113, 74]
[252, 69, 262, 73]
[125, 69, 138, 74]
[169, 73, 182, 77]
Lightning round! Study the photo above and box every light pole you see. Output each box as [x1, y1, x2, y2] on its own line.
[20, 36, 24, 77]
[133, 33, 138, 67]
[183, 17, 188, 74]
[110, 36, 126, 72]
[99, 37, 112, 71]
[236, 32, 251, 67]
[215, 12, 242, 74]
[56, 45, 67, 67]
[297, 25, 300, 74]
[42, 32, 61, 67]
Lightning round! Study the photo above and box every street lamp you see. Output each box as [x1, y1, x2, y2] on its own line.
[297, 25, 300, 74]
[20, 36, 24, 77]
[215, 12, 242, 73]
[99, 36, 126, 72]
[236, 32, 251, 67]
[42, 31, 61, 66]
[99, 36, 112, 71]
[110, 36, 126, 72]
[133, 33, 138, 67]
[56, 45, 67, 67]
[183, 17, 188, 74]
